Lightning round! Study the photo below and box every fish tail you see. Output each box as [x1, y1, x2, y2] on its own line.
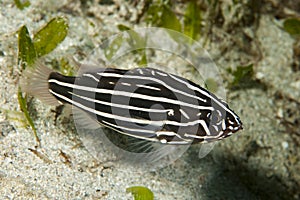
[20, 61, 60, 106]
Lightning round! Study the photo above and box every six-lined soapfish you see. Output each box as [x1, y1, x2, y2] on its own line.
[21, 63, 243, 145]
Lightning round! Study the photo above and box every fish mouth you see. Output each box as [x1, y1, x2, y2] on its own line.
[232, 118, 243, 132]
[237, 121, 243, 131]
[223, 123, 243, 136]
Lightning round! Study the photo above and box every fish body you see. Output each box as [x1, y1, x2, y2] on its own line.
[21, 64, 243, 145]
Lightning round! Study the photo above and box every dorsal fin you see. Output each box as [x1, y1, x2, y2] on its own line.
[69, 56, 106, 76]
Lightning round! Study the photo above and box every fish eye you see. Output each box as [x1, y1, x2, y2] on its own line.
[210, 109, 222, 123]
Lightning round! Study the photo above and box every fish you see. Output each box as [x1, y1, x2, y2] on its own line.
[20, 62, 243, 147]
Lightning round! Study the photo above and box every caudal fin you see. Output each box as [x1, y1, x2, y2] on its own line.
[20, 61, 60, 106]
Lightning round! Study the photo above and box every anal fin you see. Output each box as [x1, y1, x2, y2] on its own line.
[72, 106, 102, 130]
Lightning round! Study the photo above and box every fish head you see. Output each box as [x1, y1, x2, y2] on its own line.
[205, 104, 243, 141]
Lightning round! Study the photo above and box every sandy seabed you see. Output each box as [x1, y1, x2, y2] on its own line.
[0, 0, 299, 199]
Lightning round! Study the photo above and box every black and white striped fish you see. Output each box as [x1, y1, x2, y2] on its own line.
[21, 63, 242, 145]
